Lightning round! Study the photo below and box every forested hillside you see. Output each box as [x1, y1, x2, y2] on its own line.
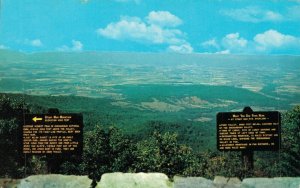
[0, 93, 299, 184]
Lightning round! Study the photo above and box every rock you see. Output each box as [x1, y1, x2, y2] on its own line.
[17, 174, 92, 188]
[213, 176, 228, 185]
[0, 178, 20, 188]
[228, 177, 241, 184]
[225, 177, 242, 188]
[3, 173, 300, 188]
[241, 177, 300, 188]
[174, 176, 216, 188]
[96, 172, 172, 188]
[213, 176, 241, 188]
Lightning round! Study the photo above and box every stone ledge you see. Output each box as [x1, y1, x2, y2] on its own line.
[96, 172, 172, 188]
[17, 174, 91, 188]
[1, 173, 300, 188]
[242, 177, 300, 188]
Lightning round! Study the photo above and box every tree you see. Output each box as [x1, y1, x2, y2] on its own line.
[0, 94, 47, 177]
[279, 105, 300, 176]
[201, 151, 245, 179]
[254, 105, 300, 177]
[0, 94, 28, 177]
[0, 119, 21, 177]
[81, 126, 133, 185]
[132, 131, 196, 177]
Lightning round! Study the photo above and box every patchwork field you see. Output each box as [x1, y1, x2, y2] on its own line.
[0, 50, 299, 151]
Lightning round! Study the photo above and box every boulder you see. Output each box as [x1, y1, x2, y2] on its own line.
[213, 176, 228, 185]
[174, 176, 216, 188]
[17, 174, 92, 188]
[241, 177, 300, 188]
[96, 172, 172, 188]
[3, 173, 300, 188]
[213, 176, 241, 188]
[225, 177, 242, 188]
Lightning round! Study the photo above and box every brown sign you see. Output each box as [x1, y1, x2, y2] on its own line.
[22, 114, 83, 155]
[217, 111, 280, 151]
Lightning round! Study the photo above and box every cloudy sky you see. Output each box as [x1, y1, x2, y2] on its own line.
[0, 0, 299, 54]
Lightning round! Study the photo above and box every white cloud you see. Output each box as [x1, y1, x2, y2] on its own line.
[80, 0, 89, 3]
[216, 49, 230, 54]
[98, 17, 184, 44]
[168, 43, 193, 53]
[57, 40, 83, 52]
[97, 11, 192, 53]
[0, 45, 8, 49]
[71, 40, 83, 51]
[221, 6, 283, 23]
[201, 33, 248, 54]
[146, 11, 182, 27]
[254, 29, 299, 51]
[25, 39, 43, 47]
[201, 38, 219, 49]
[222, 5, 300, 23]
[202, 29, 300, 54]
[222, 33, 248, 51]
[31, 39, 43, 47]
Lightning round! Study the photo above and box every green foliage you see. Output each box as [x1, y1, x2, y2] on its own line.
[0, 94, 48, 177]
[132, 136, 161, 172]
[201, 151, 245, 179]
[82, 126, 133, 183]
[59, 160, 84, 175]
[279, 105, 300, 176]
[1, 92, 300, 179]
[0, 119, 21, 177]
[27, 156, 48, 175]
[132, 132, 196, 177]
[254, 152, 282, 177]
[254, 105, 300, 177]
[0, 94, 29, 121]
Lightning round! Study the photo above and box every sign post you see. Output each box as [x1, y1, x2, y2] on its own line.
[217, 106, 281, 172]
[241, 107, 254, 171]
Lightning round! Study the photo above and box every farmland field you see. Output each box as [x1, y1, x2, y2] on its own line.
[1, 50, 299, 151]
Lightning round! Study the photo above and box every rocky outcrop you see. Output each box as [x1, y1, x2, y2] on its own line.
[1, 174, 300, 188]
[242, 177, 300, 188]
[174, 176, 215, 188]
[213, 176, 242, 188]
[96, 173, 172, 188]
[17, 174, 92, 188]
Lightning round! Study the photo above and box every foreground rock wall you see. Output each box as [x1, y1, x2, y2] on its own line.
[1, 173, 300, 188]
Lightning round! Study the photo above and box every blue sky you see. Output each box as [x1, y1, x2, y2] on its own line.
[0, 0, 300, 54]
